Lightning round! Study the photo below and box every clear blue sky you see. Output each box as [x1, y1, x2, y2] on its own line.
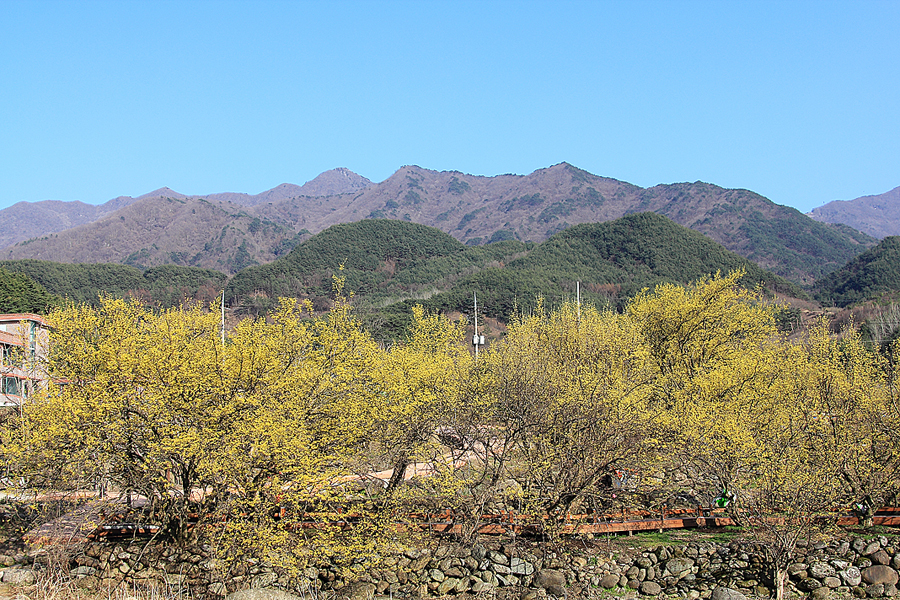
[2, 0, 898, 213]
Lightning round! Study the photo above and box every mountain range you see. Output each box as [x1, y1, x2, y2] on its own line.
[0, 164, 888, 284]
[808, 186, 900, 239]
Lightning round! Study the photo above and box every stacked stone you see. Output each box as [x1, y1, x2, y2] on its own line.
[0, 550, 34, 586]
[332, 543, 539, 598]
[8, 533, 900, 598]
[787, 536, 900, 599]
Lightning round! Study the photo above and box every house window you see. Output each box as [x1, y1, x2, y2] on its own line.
[3, 377, 19, 396]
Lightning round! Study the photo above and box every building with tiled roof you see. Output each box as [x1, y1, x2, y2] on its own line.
[0, 314, 50, 407]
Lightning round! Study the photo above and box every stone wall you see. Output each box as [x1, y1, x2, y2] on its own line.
[7, 533, 900, 599]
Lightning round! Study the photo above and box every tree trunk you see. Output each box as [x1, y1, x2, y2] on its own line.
[386, 453, 409, 492]
[863, 512, 875, 528]
[775, 567, 787, 600]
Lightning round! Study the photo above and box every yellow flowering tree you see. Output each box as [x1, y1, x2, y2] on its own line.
[478, 301, 655, 524]
[627, 270, 786, 506]
[6, 294, 387, 570]
[364, 305, 473, 520]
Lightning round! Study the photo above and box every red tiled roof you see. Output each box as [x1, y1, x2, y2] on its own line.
[0, 313, 48, 327]
[0, 330, 24, 347]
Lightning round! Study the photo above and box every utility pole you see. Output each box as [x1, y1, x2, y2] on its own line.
[576, 280, 581, 329]
[473, 292, 485, 359]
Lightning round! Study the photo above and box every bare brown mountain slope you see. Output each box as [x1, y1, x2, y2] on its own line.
[2, 196, 296, 274]
[0, 197, 138, 249]
[205, 168, 373, 206]
[0, 168, 370, 250]
[254, 163, 873, 283]
[808, 186, 900, 239]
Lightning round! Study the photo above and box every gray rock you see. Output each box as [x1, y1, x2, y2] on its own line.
[534, 569, 566, 590]
[472, 581, 493, 593]
[208, 583, 227, 597]
[810, 562, 837, 579]
[867, 583, 886, 597]
[472, 545, 487, 562]
[800, 579, 823, 591]
[842, 566, 863, 587]
[487, 550, 509, 565]
[510, 557, 534, 576]
[710, 587, 748, 600]
[599, 574, 619, 589]
[824, 576, 842, 588]
[872, 550, 892, 566]
[338, 583, 377, 600]
[862, 565, 899, 585]
[667, 557, 694, 575]
[640, 581, 662, 595]
[491, 563, 512, 575]
[1, 569, 35, 585]
[437, 578, 458, 595]
[810, 587, 832, 599]
[886, 583, 900, 597]
[252, 573, 278, 588]
[832, 559, 851, 570]
[225, 588, 300, 600]
[864, 541, 882, 556]
[70, 566, 96, 578]
[546, 584, 566, 598]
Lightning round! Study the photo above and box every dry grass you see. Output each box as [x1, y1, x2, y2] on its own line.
[1, 571, 193, 600]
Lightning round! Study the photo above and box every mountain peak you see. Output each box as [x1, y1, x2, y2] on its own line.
[296, 168, 373, 197]
[138, 187, 186, 199]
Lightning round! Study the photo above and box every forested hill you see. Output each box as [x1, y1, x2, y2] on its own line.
[813, 236, 900, 307]
[0, 268, 60, 314]
[226, 219, 529, 312]
[226, 215, 803, 337]
[410, 213, 803, 320]
[0, 260, 226, 309]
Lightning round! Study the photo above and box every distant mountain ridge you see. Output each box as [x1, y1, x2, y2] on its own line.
[0, 164, 878, 284]
[0, 168, 373, 250]
[242, 163, 874, 284]
[808, 186, 900, 239]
